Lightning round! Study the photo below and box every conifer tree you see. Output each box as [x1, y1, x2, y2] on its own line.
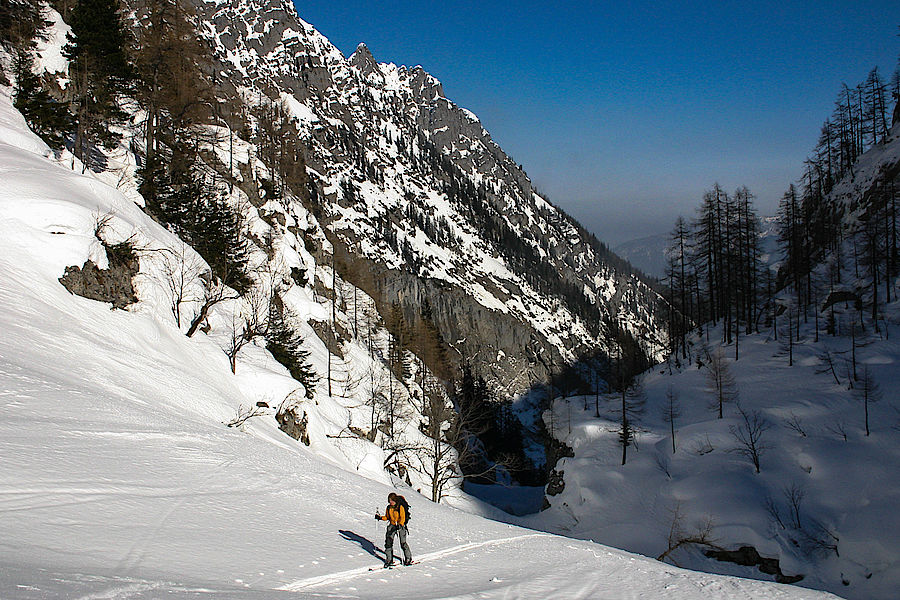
[63, 0, 134, 169]
[266, 299, 318, 398]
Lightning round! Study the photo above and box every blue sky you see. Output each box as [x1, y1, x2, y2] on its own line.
[293, 1, 899, 246]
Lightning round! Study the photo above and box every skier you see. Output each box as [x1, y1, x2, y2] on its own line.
[375, 492, 413, 567]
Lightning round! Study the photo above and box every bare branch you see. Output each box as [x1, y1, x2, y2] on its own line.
[226, 404, 267, 428]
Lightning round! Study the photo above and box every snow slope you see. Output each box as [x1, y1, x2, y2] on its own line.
[0, 83, 839, 598]
[530, 316, 900, 599]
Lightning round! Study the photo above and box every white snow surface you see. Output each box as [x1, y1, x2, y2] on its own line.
[0, 86, 839, 599]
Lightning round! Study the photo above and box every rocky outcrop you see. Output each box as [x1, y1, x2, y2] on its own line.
[705, 546, 804, 585]
[58, 243, 139, 309]
[276, 404, 310, 446]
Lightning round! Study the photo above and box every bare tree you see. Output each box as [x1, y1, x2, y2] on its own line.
[706, 348, 738, 419]
[226, 403, 266, 428]
[729, 404, 772, 473]
[657, 502, 716, 566]
[854, 365, 882, 436]
[783, 482, 805, 529]
[185, 275, 240, 337]
[825, 419, 849, 441]
[418, 380, 461, 502]
[765, 483, 840, 559]
[362, 360, 391, 441]
[224, 285, 273, 373]
[784, 412, 808, 437]
[662, 385, 682, 454]
[764, 494, 787, 531]
[159, 242, 205, 328]
[815, 348, 842, 385]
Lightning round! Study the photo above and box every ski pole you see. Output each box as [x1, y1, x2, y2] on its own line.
[374, 508, 380, 553]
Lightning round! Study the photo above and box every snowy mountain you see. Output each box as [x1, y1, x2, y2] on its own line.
[6, 0, 894, 597]
[614, 232, 668, 279]
[0, 75, 837, 599]
[178, 0, 666, 394]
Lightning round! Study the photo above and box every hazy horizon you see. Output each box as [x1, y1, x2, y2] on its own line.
[295, 1, 898, 247]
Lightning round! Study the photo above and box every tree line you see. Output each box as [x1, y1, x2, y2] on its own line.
[664, 52, 900, 364]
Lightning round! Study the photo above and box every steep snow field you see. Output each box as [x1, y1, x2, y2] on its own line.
[0, 81, 840, 599]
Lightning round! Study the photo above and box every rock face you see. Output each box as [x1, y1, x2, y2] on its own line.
[705, 546, 804, 585]
[276, 404, 310, 446]
[58, 244, 139, 309]
[152, 0, 667, 394]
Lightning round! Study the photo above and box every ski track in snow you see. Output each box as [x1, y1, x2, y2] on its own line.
[280, 533, 550, 590]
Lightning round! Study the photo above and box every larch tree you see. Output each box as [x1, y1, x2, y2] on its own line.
[854, 365, 882, 436]
[662, 386, 682, 454]
[706, 348, 738, 419]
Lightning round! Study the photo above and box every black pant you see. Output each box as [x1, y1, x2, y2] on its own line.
[384, 524, 412, 564]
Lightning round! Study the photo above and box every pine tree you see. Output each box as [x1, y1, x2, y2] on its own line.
[189, 192, 252, 294]
[63, 0, 134, 169]
[266, 299, 318, 398]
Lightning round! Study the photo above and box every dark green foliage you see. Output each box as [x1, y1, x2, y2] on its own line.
[63, 0, 132, 84]
[192, 195, 252, 293]
[140, 152, 252, 294]
[12, 49, 73, 150]
[0, 0, 48, 51]
[63, 0, 134, 165]
[266, 299, 318, 397]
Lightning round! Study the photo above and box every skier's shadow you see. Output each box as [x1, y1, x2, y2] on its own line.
[339, 530, 382, 559]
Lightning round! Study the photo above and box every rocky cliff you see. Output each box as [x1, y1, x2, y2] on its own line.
[151, 0, 667, 393]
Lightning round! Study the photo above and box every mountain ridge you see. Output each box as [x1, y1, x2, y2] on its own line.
[176, 0, 667, 395]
